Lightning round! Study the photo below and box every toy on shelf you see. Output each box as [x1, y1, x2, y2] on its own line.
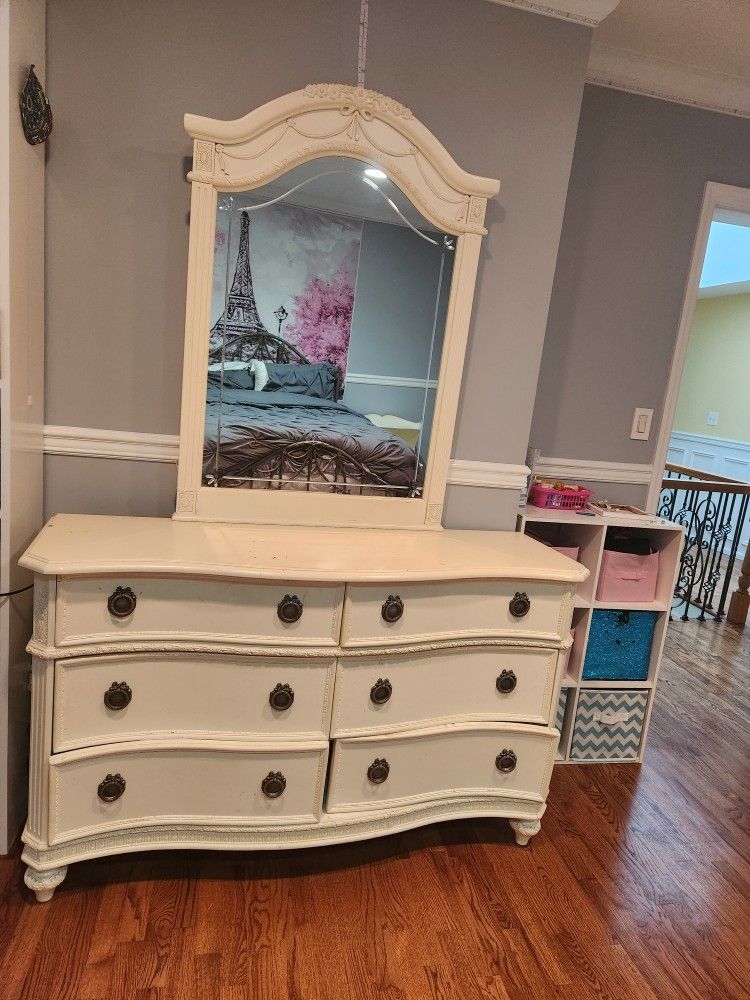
[528, 478, 592, 511]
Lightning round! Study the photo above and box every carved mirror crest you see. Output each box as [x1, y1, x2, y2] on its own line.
[175, 85, 499, 529]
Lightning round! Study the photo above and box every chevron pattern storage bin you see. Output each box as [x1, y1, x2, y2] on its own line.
[570, 689, 649, 761]
[555, 689, 569, 759]
[555, 690, 567, 732]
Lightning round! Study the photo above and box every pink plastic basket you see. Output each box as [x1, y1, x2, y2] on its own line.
[528, 483, 592, 511]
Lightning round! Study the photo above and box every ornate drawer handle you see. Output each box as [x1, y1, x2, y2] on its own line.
[103, 681, 132, 711]
[367, 758, 390, 784]
[269, 683, 294, 711]
[381, 595, 404, 624]
[370, 678, 392, 705]
[509, 592, 531, 619]
[495, 749, 517, 773]
[261, 771, 286, 798]
[277, 594, 303, 624]
[496, 669, 517, 694]
[97, 773, 126, 803]
[107, 586, 137, 619]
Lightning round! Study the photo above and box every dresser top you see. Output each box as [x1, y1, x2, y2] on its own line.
[21, 514, 588, 584]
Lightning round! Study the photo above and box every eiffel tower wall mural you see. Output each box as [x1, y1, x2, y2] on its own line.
[211, 199, 363, 383]
[203, 155, 454, 499]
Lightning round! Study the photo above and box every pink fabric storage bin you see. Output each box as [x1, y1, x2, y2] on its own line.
[553, 545, 579, 562]
[596, 550, 659, 603]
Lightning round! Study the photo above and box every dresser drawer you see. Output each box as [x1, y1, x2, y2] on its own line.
[48, 740, 328, 844]
[52, 653, 335, 752]
[55, 577, 343, 650]
[331, 646, 559, 736]
[326, 723, 557, 813]
[340, 581, 570, 647]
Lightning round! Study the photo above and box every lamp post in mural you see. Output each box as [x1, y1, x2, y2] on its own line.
[274, 305, 288, 339]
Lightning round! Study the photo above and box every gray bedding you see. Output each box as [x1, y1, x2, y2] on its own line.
[204, 385, 421, 495]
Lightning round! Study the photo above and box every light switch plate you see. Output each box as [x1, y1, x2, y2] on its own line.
[630, 407, 653, 440]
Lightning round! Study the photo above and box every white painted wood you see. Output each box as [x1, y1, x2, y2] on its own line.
[346, 373, 438, 390]
[331, 646, 559, 736]
[326, 722, 557, 812]
[340, 580, 573, 647]
[22, 515, 582, 893]
[175, 85, 499, 528]
[486, 0, 621, 28]
[44, 425, 178, 462]
[22, 795, 545, 872]
[40, 424, 531, 494]
[518, 506, 684, 764]
[587, 42, 750, 121]
[53, 653, 336, 751]
[648, 182, 750, 511]
[535, 455, 653, 485]
[21, 515, 588, 587]
[55, 576, 344, 651]
[448, 459, 530, 490]
[48, 739, 330, 845]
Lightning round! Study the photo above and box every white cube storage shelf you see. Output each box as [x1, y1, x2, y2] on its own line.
[518, 506, 683, 764]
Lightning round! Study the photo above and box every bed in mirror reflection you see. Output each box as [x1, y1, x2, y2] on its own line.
[204, 156, 454, 498]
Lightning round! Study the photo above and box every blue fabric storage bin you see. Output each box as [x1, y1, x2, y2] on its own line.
[582, 609, 657, 681]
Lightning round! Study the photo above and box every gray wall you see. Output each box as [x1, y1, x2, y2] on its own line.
[44, 0, 591, 525]
[530, 84, 750, 468]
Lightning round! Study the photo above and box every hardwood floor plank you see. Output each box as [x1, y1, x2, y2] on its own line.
[1, 619, 749, 999]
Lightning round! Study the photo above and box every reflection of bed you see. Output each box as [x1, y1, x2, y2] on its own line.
[205, 331, 422, 496]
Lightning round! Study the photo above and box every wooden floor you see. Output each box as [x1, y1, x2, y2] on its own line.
[1, 620, 748, 1000]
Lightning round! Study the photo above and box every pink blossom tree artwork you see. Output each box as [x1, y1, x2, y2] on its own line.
[285, 265, 355, 382]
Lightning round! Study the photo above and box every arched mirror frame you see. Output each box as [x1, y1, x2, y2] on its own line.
[175, 84, 500, 529]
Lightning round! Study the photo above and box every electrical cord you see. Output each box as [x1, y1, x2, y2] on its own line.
[0, 584, 34, 598]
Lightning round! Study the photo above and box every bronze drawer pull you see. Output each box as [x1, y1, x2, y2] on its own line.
[381, 595, 404, 624]
[370, 678, 392, 705]
[277, 594, 303, 624]
[261, 771, 286, 798]
[103, 681, 132, 711]
[509, 592, 531, 619]
[107, 586, 137, 619]
[269, 683, 294, 711]
[367, 758, 390, 784]
[496, 670, 517, 694]
[97, 773, 126, 803]
[495, 749, 517, 773]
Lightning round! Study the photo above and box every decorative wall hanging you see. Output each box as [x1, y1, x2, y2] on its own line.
[20, 65, 52, 145]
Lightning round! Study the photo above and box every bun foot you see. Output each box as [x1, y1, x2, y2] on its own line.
[24, 865, 67, 902]
[509, 819, 541, 846]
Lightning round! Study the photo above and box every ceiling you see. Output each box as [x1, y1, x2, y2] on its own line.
[490, 0, 750, 118]
[589, 0, 750, 118]
[594, 0, 750, 82]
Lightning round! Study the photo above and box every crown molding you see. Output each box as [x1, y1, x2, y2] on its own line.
[486, 0, 621, 28]
[587, 43, 750, 120]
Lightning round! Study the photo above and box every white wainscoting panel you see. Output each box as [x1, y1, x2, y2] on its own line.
[667, 431, 750, 558]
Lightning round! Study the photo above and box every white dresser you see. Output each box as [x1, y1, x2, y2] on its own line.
[19, 514, 586, 901]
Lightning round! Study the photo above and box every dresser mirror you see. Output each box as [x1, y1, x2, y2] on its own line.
[176, 85, 499, 528]
[206, 156, 453, 499]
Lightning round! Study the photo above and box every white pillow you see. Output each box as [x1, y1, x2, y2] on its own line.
[250, 359, 269, 391]
[207, 361, 251, 372]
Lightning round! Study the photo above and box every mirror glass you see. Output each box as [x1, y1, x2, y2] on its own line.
[204, 156, 454, 497]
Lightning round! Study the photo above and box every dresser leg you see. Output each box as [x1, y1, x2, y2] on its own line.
[24, 865, 68, 903]
[509, 819, 541, 846]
